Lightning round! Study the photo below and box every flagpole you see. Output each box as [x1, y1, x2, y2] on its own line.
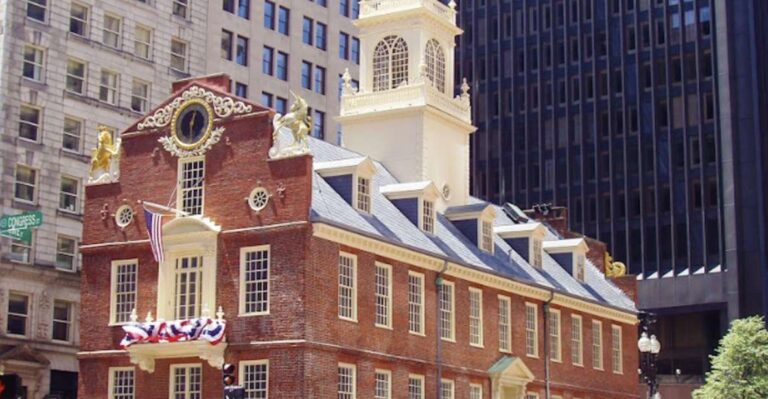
[138, 200, 191, 217]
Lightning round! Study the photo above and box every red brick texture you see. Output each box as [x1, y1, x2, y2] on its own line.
[79, 77, 639, 398]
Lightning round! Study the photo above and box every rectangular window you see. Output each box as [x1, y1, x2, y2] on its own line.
[439, 281, 455, 341]
[408, 271, 425, 335]
[99, 69, 119, 105]
[351, 38, 360, 64]
[7, 293, 29, 336]
[339, 32, 349, 60]
[19, 105, 41, 142]
[63, 116, 82, 152]
[56, 235, 77, 271]
[170, 364, 202, 399]
[276, 51, 288, 81]
[338, 253, 357, 321]
[469, 288, 483, 347]
[408, 375, 424, 399]
[27, 0, 47, 21]
[480, 220, 494, 253]
[440, 380, 454, 399]
[262, 46, 274, 75]
[52, 300, 72, 341]
[355, 176, 370, 212]
[174, 256, 203, 320]
[303, 17, 314, 45]
[338, 363, 356, 399]
[498, 295, 512, 352]
[224, 0, 235, 13]
[179, 158, 205, 215]
[108, 367, 135, 399]
[316, 22, 327, 50]
[526, 303, 538, 357]
[612, 325, 623, 373]
[314, 66, 326, 95]
[261, 92, 273, 107]
[264, 1, 275, 29]
[171, 38, 188, 72]
[131, 79, 150, 113]
[236, 35, 249, 66]
[572, 315, 583, 365]
[301, 61, 312, 90]
[240, 360, 268, 398]
[238, 0, 251, 19]
[549, 310, 562, 361]
[374, 263, 392, 328]
[374, 370, 390, 399]
[14, 164, 37, 203]
[221, 30, 233, 60]
[173, 0, 189, 18]
[470, 384, 482, 399]
[23, 45, 44, 81]
[134, 25, 152, 59]
[276, 97, 287, 115]
[103, 14, 121, 49]
[111, 260, 138, 324]
[66, 58, 86, 94]
[593, 320, 603, 369]
[278, 7, 290, 35]
[240, 246, 270, 315]
[235, 82, 248, 98]
[421, 200, 434, 233]
[340, 0, 349, 17]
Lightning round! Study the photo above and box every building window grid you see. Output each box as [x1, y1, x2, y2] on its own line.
[27, 0, 47, 21]
[56, 235, 77, 271]
[525, 303, 538, 357]
[52, 300, 72, 341]
[131, 79, 150, 113]
[174, 256, 203, 320]
[372, 36, 408, 92]
[240, 361, 268, 398]
[134, 25, 152, 60]
[469, 288, 483, 347]
[60, 174, 82, 213]
[173, 0, 189, 18]
[276, 51, 288, 81]
[440, 380, 454, 399]
[109, 368, 135, 399]
[171, 365, 202, 399]
[374, 263, 392, 328]
[23, 45, 44, 82]
[549, 309, 562, 361]
[19, 105, 41, 142]
[99, 69, 119, 105]
[408, 272, 424, 334]
[221, 30, 233, 60]
[7, 293, 29, 336]
[338, 253, 357, 321]
[438, 281, 454, 341]
[14, 164, 37, 203]
[236, 35, 249, 66]
[278, 7, 290, 35]
[103, 14, 122, 49]
[408, 375, 424, 399]
[498, 295, 512, 352]
[179, 158, 205, 215]
[112, 260, 137, 324]
[314, 66, 326, 95]
[264, 1, 275, 29]
[66, 58, 86, 94]
[374, 370, 390, 399]
[63, 116, 82, 152]
[10, 236, 33, 264]
[593, 320, 603, 370]
[171, 39, 188, 72]
[470, 384, 483, 399]
[572, 315, 583, 365]
[612, 325, 623, 373]
[242, 247, 270, 315]
[338, 364, 356, 399]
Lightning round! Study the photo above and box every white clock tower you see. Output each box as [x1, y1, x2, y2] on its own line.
[337, 0, 476, 207]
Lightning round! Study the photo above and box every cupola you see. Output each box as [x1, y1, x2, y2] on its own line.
[314, 157, 377, 213]
[445, 203, 496, 254]
[542, 238, 589, 282]
[381, 181, 441, 234]
[494, 223, 547, 268]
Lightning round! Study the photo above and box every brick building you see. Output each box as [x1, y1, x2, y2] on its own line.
[77, 1, 639, 398]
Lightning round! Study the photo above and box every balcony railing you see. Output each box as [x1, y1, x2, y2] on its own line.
[360, 0, 457, 24]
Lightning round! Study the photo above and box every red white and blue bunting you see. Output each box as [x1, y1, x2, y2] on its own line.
[120, 316, 226, 348]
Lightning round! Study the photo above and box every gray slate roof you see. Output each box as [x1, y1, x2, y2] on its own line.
[308, 137, 637, 313]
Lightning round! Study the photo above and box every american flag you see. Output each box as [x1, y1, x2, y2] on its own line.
[144, 208, 164, 262]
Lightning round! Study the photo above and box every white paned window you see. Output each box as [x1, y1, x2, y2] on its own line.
[134, 25, 152, 59]
[178, 158, 205, 215]
[63, 116, 82, 152]
[240, 360, 268, 398]
[355, 176, 370, 213]
[173, 0, 189, 18]
[438, 280, 455, 341]
[171, 364, 202, 399]
[10, 237, 33, 264]
[525, 303, 539, 357]
[571, 315, 583, 365]
[171, 38, 188, 72]
[52, 300, 72, 341]
[470, 384, 483, 399]
[480, 220, 494, 253]
[592, 320, 603, 370]
[14, 164, 37, 203]
[111, 260, 137, 324]
[575, 254, 586, 281]
[532, 238, 543, 267]
[109, 367, 135, 399]
[70, 3, 89, 36]
[240, 246, 270, 315]
[440, 379, 454, 399]
[526, 394, 539, 399]
[374, 370, 390, 399]
[469, 288, 483, 347]
[7, 293, 29, 336]
[66, 58, 86, 94]
[408, 271, 424, 335]
[19, 105, 41, 142]
[59, 176, 79, 212]
[549, 309, 562, 361]
[99, 69, 119, 104]
[131, 79, 150, 113]
[421, 200, 434, 234]
[103, 14, 122, 48]
[408, 375, 424, 399]
[337, 363, 356, 399]
[174, 256, 203, 320]
[374, 263, 392, 328]
[372, 35, 408, 91]
[424, 39, 446, 93]
[338, 253, 357, 321]
[498, 295, 511, 352]
[23, 45, 44, 81]
[56, 236, 77, 271]
[612, 325, 623, 374]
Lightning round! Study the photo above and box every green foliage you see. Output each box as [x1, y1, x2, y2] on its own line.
[693, 316, 768, 399]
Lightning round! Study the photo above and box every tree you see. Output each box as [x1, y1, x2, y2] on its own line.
[693, 316, 768, 399]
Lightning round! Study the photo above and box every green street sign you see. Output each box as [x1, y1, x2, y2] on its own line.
[0, 211, 43, 243]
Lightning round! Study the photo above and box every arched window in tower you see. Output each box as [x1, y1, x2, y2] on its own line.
[425, 39, 446, 93]
[373, 36, 409, 92]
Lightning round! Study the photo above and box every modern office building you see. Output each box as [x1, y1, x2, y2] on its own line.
[458, 0, 768, 394]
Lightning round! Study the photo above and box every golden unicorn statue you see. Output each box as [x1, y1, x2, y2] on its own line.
[269, 91, 313, 158]
[88, 126, 121, 184]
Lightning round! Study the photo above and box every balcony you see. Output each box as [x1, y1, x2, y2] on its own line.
[360, 0, 457, 24]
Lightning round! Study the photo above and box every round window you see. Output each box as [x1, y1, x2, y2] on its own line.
[248, 187, 270, 212]
[115, 205, 134, 228]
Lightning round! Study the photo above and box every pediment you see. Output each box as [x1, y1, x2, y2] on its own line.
[163, 216, 221, 237]
[488, 356, 534, 384]
[0, 344, 50, 366]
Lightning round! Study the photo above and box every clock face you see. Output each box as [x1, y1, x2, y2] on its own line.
[171, 99, 214, 150]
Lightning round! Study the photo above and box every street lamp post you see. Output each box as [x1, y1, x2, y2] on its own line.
[638, 313, 661, 399]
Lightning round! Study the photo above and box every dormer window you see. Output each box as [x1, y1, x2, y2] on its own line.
[381, 181, 441, 234]
[315, 157, 377, 214]
[480, 219, 494, 253]
[575, 254, 586, 281]
[532, 237, 543, 267]
[422, 199, 435, 234]
[494, 222, 546, 267]
[356, 176, 371, 213]
[445, 203, 496, 254]
[178, 156, 205, 216]
[542, 238, 589, 282]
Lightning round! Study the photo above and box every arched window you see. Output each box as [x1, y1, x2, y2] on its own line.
[373, 36, 409, 92]
[425, 39, 446, 93]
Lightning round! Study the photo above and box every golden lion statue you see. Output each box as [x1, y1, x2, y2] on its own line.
[89, 126, 121, 183]
[269, 91, 313, 158]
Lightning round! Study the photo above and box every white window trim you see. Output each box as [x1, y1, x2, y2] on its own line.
[525, 302, 539, 358]
[338, 251, 358, 322]
[176, 156, 205, 216]
[498, 295, 512, 353]
[239, 245, 270, 316]
[469, 383, 483, 399]
[110, 259, 138, 326]
[103, 13, 122, 49]
[440, 379, 455, 399]
[62, 115, 83, 153]
[593, 320, 604, 370]
[612, 324, 623, 374]
[419, 198, 436, 234]
[134, 24, 153, 60]
[439, 280, 455, 342]
[131, 78, 151, 113]
[239, 359, 269, 397]
[58, 174, 80, 214]
[168, 363, 203, 399]
[407, 374, 425, 399]
[338, 362, 356, 398]
[99, 68, 120, 105]
[171, 38, 189, 72]
[107, 367, 135, 399]
[19, 104, 42, 144]
[478, 217, 495, 254]
[51, 300, 73, 343]
[407, 270, 425, 336]
[14, 163, 38, 204]
[353, 175, 372, 213]
[549, 308, 562, 362]
[6, 291, 31, 338]
[55, 234, 78, 272]
[374, 262, 392, 329]
[469, 287, 484, 348]
[572, 314, 584, 366]
[22, 44, 45, 82]
[66, 57, 87, 95]
[374, 368, 391, 399]
[526, 393, 540, 399]
[70, 2, 89, 37]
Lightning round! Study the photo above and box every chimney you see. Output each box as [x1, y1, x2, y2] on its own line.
[524, 204, 568, 236]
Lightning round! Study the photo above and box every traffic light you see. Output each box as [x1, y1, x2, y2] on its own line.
[0, 374, 20, 399]
[222, 363, 236, 386]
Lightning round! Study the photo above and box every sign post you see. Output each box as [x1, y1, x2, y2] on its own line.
[0, 211, 43, 243]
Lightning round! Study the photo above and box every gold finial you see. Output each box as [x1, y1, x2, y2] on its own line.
[604, 251, 627, 277]
[89, 125, 121, 184]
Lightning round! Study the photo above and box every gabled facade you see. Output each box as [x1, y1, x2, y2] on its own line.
[78, 1, 639, 398]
